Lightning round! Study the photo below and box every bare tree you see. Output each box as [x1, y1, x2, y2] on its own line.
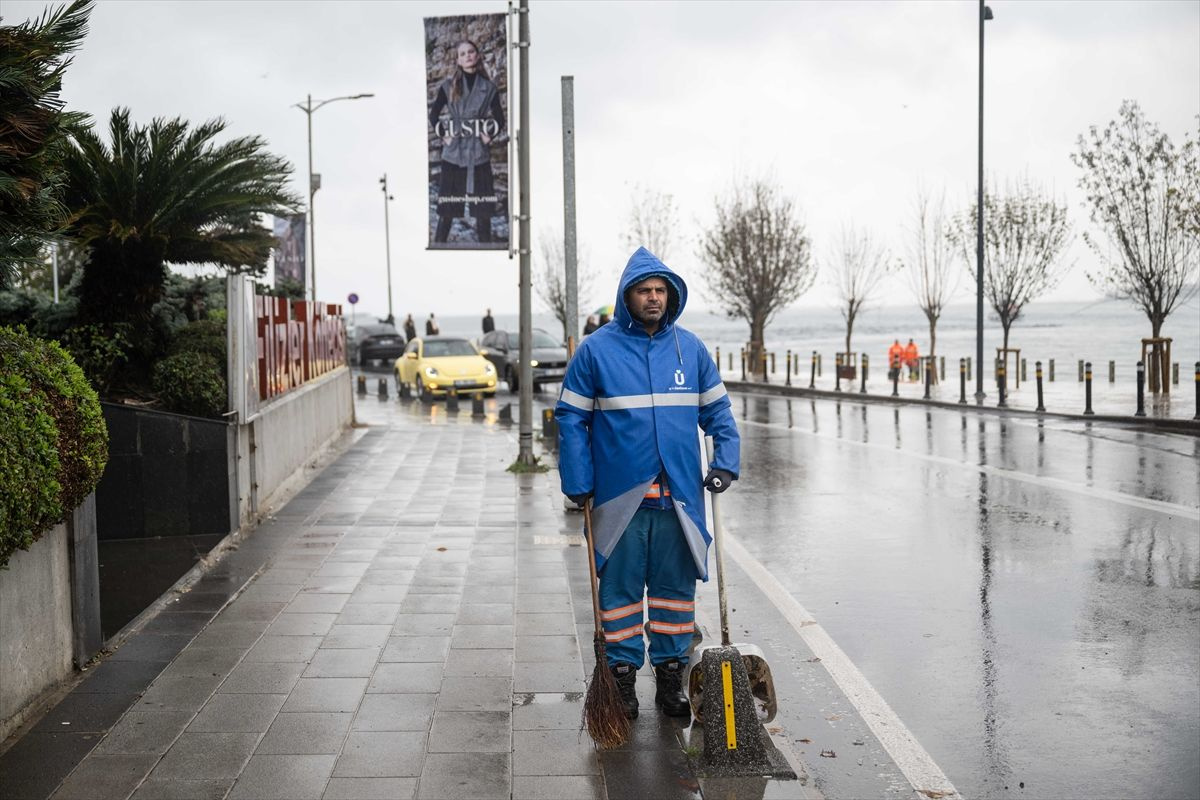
[1071, 100, 1199, 342]
[535, 227, 594, 343]
[698, 178, 816, 373]
[901, 190, 961, 383]
[828, 224, 892, 360]
[621, 185, 678, 262]
[950, 178, 1073, 353]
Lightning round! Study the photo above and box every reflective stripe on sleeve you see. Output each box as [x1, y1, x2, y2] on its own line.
[559, 387, 594, 411]
[699, 384, 728, 406]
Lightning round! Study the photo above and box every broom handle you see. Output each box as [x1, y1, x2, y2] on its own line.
[582, 501, 604, 634]
[705, 437, 732, 648]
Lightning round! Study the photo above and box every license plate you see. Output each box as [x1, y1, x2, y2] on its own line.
[454, 379, 475, 387]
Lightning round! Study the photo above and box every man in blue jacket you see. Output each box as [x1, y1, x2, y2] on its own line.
[556, 247, 740, 720]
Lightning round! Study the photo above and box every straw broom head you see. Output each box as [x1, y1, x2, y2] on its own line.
[582, 634, 631, 748]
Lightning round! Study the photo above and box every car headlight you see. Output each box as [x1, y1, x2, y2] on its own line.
[484, 363, 495, 374]
[423, 366, 439, 377]
[530, 359, 539, 367]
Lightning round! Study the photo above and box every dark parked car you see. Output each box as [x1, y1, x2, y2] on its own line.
[479, 328, 568, 393]
[350, 322, 405, 366]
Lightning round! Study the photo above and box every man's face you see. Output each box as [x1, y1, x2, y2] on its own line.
[626, 276, 669, 329]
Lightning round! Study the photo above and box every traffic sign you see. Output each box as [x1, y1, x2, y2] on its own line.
[348, 293, 359, 305]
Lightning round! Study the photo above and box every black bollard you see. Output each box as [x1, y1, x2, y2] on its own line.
[471, 393, 485, 418]
[1084, 362, 1095, 416]
[761, 351, 769, 383]
[892, 360, 900, 398]
[860, 354, 868, 394]
[958, 358, 967, 404]
[966, 356, 972, 382]
[1049, 358, 1055, 382]
[923, 358, 932, 399]
[398, 380, 412, 402]
[1108, 360, 1115, 384]
[541, 407, 556, 439]
[377, 378, 388, 399]
[446, 389, 459, 412]
[1135, 361, 1146, 417]
[1035, 361, 1045, 412]
[1194, 362, 1199, 421]
[997, 359, 1007, 408]
[740, 349, 746, 382]
[498, 403, 513, 423]
[357, 375, 367, 395]
[817, 353, 823, 377]
[728, 351, 733, 371]
[834, 354, 842, 392]
[786, 349, 792, 386]
[1021, 358, 1027, 385]
[770, 352, 776, 375]
[809, 351, 817, 389]
[1078, 359, 1084, 382]
[715, 347, 721, 372]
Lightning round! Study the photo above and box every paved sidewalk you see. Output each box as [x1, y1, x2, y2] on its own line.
[0, 393, 816, 800]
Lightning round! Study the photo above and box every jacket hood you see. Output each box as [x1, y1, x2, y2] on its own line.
[614, 247, 688, 332]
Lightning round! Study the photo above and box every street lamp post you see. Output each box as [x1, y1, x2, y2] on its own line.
[379, 174, 394, 324]
[975, 1, 993, 402]
[293, 92, 373, 303]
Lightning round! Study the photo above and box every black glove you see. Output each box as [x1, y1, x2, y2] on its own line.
[567, 491, 593, 507]
[704, 468, 734, 493]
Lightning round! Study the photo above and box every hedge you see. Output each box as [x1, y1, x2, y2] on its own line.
[0, 326, 109, 568]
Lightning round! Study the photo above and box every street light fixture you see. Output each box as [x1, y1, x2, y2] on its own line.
[293, 92, 374, 303]
[379, 174, 394, 325]
[975, 2, 993, 402]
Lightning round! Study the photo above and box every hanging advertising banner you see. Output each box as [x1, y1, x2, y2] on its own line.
[424, 13, 510, 251]
[272, 214, 307, 292]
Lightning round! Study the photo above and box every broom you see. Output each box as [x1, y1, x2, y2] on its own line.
[580, 499, 631, 748]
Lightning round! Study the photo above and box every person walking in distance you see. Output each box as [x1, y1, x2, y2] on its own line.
[888, 339, 904, 382]
[482, 308, 495, 334]
[426, 314, 440, 336]
[555, 247, 740, 720]
[904, 338, 920, 381]
[403, 314, 417, 343]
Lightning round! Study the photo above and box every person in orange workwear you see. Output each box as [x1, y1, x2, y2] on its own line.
[904, 338, 920, 381]
[887, 340, 905, 381]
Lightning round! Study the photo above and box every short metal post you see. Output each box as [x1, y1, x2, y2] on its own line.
[728, 351, 733, 371]
[958, 358, 967, 404]
[770, 352, 776, 375]
[1084, 362, 1094, 416]
[1078, 359, 1084, 382]
[1135, 361, 1145, 417]
[834, 354, 842, 392]
[1035, 361, 1045, 412]
[892, 360, 900, 397]
[809, 351, 816, 389]
[377, 378, 388, 399]
[966, 356, 972, 382]
[715, 347, 721, 372]
[817, 353, 822, 377]
[1049, 358, 1055, 382]
[786, 349, 792, 386]
[923, 358, 932, 399]
[471, 393, 485, 418]
[761, 350, 769, 383]
[860, 354, 868, 394]
[357, 375, 367, 394]
[997, 359, 1007, 408]
[1172, 362, 1178, 385]
[1193, 362, 1199, 421]
[740, 349, 746, 382]
[446, 389, 459, 412]
[939, 355, 945, 382]
[1020, 358, 1027, 384]
[1108, 360, 1115, 383]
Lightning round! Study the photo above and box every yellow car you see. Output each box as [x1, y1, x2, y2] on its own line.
[394, 336, 497, 400]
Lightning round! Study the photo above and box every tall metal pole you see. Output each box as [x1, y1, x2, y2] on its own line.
[516, 0, 535, 464]
[51, 241, 59, 304]
[975, 2, 992, 402]
[307, 94, 317, 303]
[561, 76, 578, 347]
[381, 173, 394, 324]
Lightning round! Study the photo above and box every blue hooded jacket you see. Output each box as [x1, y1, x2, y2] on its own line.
[555, 247, 740, 580]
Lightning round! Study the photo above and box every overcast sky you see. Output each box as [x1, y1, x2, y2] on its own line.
[7, 0, 1199, 319]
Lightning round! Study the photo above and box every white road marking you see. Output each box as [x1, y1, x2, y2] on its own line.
[720, 530, 965, 800]
[740, 417, 1200, 522]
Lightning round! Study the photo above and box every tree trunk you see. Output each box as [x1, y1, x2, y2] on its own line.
[749, 316, 766, 382]
[928, 317, 938, 386]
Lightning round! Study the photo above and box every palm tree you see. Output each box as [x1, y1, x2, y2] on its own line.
[0, 0, 93, 287]
[61, 107, 299, 324]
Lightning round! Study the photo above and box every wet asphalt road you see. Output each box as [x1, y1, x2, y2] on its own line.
[720, 392, 1199, 800]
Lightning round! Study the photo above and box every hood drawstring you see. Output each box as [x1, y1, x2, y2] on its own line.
[673, 326, 682, 365]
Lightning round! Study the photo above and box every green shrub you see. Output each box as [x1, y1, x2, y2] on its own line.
[152, 351, 226, 418]
[167, 319, 226, 375]
[0, 326, 109, 568]
[61, 323, 133, 394]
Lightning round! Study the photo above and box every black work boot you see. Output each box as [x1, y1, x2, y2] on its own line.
[610, 661, 639, 719]
[654, 658, 691, 717]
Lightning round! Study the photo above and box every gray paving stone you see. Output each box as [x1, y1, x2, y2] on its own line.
[245, 635, 322, 663]
[327, 548, 377, 562]
[367, 662, 443, 694]
[93, 711, 193, 755]
[188, 692, 285, 732]
[74, 660, 166, 694]
[405, 577, 464, 593]
[150, 732, 260, 780]
[282, 678, 369, 713]
[50, 752, 159, 799]
[219, 661, 306, 694]
[441, 649, 513, 678]
[348, 584, 411, 604]
[437, 676, 513, 712]
[427, 710, 511, 753]
[161, 647, 245, 679]
[380, 636, 450, 663]
[266, 613, 338, 636]
[450, 625, 514, 650]
[417, 753, 509, 799]
[314, 562, 371, 577]
[399, 594, 460, 613]
[513, 662, 585, 694]
[333, 731, 425, 778]
[138, 675, 222, 712]
[515, 613, 576, 637]
[512, 694, 585, 731]
[512, 775, 604, 800]
[336, 603, 401, 626]
[256, 712, 352, 754]
[512, 729, 600, 776]
[358, 569, 416, 585]
[463, 571, 513, 587]
[461, 585, 513, 603]
[350, 693, 436, 731]
[517, 577, 570, 594]
[515, 594, 572, 614]
[303, 647, 381, 678]
[189, 620, 270, 649]
[390, 613, 456, 636]
[322, 777, 417, 799]
[514, 635, 579, 663]
[456, 604, 514, 625]
[219, 601, 288, 622]
[130, 778, 233, 799]
[322, 625, 392, 649]
[286, 593, 352, 613]
[236, 583, 303, 604]
[257, 568, 315, 585]
[303, 576, 364, 594]
[228, 753, 337, 799]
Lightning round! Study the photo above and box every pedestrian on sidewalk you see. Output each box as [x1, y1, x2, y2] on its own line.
[888, 339, 904, 382]
[904, 338, 920, 381]
[555, 246, 741, 721]
[404, 313, 417, 342]
[426, 313, 440, 336]
[482, 307, 495, 334]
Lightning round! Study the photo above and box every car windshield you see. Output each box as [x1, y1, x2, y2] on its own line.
[360, 324, 398, 338]
[423, 339, 477, 357]
[532, 331, 560, 348]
